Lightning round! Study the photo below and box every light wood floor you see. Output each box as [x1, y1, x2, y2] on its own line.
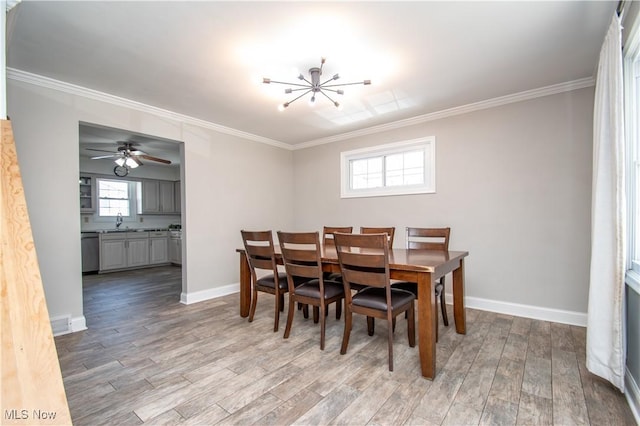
[55, 266, 636, 425]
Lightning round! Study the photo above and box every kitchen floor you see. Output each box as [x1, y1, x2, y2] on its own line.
[56, 266, 636, 425]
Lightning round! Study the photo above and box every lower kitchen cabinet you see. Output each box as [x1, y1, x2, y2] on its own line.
[169, 233, 182, 265]
[149, 231, 169, 264]
[100, 232, 150, 272]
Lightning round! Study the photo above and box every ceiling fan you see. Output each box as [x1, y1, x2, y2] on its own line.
[88, 142, 171, 176]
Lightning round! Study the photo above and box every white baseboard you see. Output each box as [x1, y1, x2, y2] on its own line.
[180, 282, 240, 304]
[445, 293, 587, 327]
[51, 315, 86, 336]
[626, 367, 640, 425]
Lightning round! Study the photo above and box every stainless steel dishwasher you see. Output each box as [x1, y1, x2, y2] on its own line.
[81, 232, 99, 273]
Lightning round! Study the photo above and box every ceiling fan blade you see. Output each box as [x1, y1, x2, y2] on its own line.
[86, 148, 117, 153]
[139, 154, 171, 165]
[132, 156, 143, 166]
[91, 154, 119, 160]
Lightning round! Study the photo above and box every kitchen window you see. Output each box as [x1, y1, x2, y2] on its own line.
[340, 137, 435, 198]
[97, 178, 138, 217]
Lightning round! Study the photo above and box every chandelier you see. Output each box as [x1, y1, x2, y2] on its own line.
[263, 58, 371, 111]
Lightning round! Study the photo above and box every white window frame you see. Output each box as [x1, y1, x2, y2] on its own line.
[624, 17, 640, 294]
[340, 137, 436, 199]
[95, 178, 141, 224]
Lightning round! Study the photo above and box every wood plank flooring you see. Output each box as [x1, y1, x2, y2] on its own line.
[54, 266, 636, 425]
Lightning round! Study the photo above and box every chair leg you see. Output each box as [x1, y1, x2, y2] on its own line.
[303, 304, 309, 319]
[283, 297, 295, 339]
[273, 293, 280, 333]
[248, 288, 258, 323]
[336, 299, 342, 320]
[407, 302, 416, 347]
[313, 306, 320, 324]
[367, 316, 375, 336]
[387, 318, 394, 371]
[279, 294, 285, 312]
[440, 287, 449, 326]
[320, 302, 326, 350]
[341, 310, 352, 355]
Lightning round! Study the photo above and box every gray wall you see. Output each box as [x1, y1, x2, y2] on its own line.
[293, 88, 594, 314]
[7, 78, 294, 323]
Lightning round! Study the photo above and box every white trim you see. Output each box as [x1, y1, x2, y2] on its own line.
[295, 77, 596, 149]
[6, 67, 594, 150]
[626, 367, 640, 425]
[6, 68, 291, 150]
[340, 137, 436, 199]
[52, 315, 87, 337]
[445, 293, 588, 326]
[626, 269, 640, 294]
[180, 282, 239, 305]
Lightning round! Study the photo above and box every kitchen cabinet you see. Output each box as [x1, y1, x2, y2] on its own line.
[100, 232, 149, 272]
[149, 231, 169, 264]
[169, 231, 182, 265]
[174, 180, 181, 213]
[141, 179, 176, 214]
[79, 175, 95, 213]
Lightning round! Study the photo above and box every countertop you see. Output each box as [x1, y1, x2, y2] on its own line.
[82, 228, 171, 234]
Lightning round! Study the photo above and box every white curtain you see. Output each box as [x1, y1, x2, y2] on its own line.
[587, 13, 626, 393]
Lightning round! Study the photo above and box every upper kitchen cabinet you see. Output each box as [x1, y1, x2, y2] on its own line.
[79, 175, 95, 213]
[141, 179, 177, 214]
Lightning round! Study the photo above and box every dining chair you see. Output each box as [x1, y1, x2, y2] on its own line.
[321, 227, 353, 302]
[360, 226, 396, 248]
[333, 232, 415, 371]
[392, 227, 451, 340]
[240, 230, 290, 332]
[322, 226, 353, 245]
[277, 231, 345, 350]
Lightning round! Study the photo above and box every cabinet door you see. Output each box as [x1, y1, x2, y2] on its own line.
[149, 237, 169, 264]
[141, 180, 160, 213]
[174, 181, 181, 213]
[80, 175, 95, 213]
[100, 238, 127, 271]
[159, 181, 175, 213]
[127, 238, 150, 267]
[169, 237, 181, 264]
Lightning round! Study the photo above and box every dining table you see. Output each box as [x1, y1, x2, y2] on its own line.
[236, 244, 469, 380]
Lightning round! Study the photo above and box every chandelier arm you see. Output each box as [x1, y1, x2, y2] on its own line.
[318, 90, 338, 104]
[268, 80, 311, 88]
[286, 89, 314, 106]
[321, 81, 370, 88]
[287, 87, 314, 92]
[319, 88, 343, 94]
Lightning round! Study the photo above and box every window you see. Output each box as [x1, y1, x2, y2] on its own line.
[97, 179, 132, 217]
[625, 22, 640, 292]
[341, 137, 435, 198]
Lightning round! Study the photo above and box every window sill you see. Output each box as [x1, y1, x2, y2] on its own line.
[625, 270, 640, 295]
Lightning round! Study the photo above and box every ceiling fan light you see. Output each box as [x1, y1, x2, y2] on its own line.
[125, 157, 139, 168]
[115, 157, 125, 167]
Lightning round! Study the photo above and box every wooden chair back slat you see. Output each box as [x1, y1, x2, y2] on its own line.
[405, 227, 450, 251]
[360, 226, 396, 249]
[323, 226, 353, 245]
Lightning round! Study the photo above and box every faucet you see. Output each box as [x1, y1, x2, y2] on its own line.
[116, 212, 123, 229]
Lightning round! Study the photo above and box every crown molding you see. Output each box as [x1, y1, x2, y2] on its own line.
[6, 68, 293, 151]
[293, 77, 596, 150]
[7, 67, 594, 152]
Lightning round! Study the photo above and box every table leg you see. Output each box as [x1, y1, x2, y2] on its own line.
[239, 251, 251, 317]
[417, 271, 436, 379]
[452, 258, 466, 334]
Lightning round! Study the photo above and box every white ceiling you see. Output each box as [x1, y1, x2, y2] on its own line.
[7, 1, 617, 158]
